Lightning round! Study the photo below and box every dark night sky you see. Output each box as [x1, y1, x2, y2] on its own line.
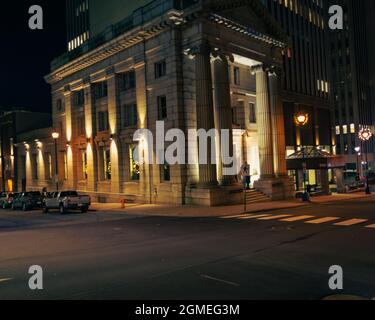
[1, 1, 66, 113]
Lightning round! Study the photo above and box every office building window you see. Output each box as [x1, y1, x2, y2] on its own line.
[121, 103, 138, 128]
[249, 103, 257, 124]
[155, 60, 166, 79]
[119, 71, 136, 91]
[157, 95, 167, 120]
[98, 111, 109, 132]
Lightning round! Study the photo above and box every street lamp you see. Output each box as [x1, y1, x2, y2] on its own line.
[294, 111, 310, 201]
[358, 128, 373, 195]
[355, 147, 361, 182]
[52, 132, 60, 192]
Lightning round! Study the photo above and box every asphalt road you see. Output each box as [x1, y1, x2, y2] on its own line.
[1, 197, 375, 300]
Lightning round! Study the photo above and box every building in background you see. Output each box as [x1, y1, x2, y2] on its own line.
[0, 110, 51, 192]
[32, 0, 344, 206]
[329, 0, 375, 184]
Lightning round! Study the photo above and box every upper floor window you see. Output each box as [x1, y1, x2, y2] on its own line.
[121, 103, 137, 128]
[157, 95, 167, 120]
[93, 81, 108, 101]
[234, 67, 240, 85]
[119, 70, 136, 91]
[72, 90, 85, 106]
[249, 103, 257, 124]
[77, 116, 85, 136]
[97, 111, 109, 132]
[56, 99, 64, 112]
[155, 60, 166, 79]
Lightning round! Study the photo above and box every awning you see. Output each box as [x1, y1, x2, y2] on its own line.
[286, 148, 346, 170]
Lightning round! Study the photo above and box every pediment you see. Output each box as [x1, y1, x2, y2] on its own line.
[203, 0, 290, 46]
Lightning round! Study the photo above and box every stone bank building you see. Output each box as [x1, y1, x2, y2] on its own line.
[18, 0, 338, 206]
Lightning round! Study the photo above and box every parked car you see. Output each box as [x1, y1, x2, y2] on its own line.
[0, 192, 19, 209]
[42, 191, 91, 214]
[12, 192, 43, 211]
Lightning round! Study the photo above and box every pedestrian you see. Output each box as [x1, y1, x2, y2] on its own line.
[241, 161, 251, 190]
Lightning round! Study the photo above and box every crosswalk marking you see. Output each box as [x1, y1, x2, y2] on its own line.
[334, 219, 368, 226]
[281, 215, 314, 222]
[257, 214, 292, 220]
[305, 217, 340, 224]
[222, 214, 252, 219]
[365, 224, 375, 229]
[238, 214, 273, 220]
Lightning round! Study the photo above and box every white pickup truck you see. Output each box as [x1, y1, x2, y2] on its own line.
[43, 191, 91, 214]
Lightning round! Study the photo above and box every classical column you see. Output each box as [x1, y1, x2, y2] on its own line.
[83, 81, 98, 192]
[106, 68, 122, 195]
[213, 54, 235, 185]
[251, 64, 274, 180]
[64, 87, 72, 142]
[195, 41, 217, 187]
[268, 69, 287, 177]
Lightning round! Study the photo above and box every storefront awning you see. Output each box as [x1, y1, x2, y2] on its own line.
[286, 148, 346, 170]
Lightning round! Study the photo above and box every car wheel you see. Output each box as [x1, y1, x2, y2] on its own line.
[80, 206, 88, 213]
[59, 205, 66, 214]
[2, 203, 6, 209]
[22, 203, 28, 211]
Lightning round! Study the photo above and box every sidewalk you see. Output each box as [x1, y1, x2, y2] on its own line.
[91, 193, 375, 218]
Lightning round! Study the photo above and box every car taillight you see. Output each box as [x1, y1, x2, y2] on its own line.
[8, 198, 13, 203]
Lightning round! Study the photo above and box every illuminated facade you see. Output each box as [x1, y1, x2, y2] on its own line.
[37, 0, 336, 205]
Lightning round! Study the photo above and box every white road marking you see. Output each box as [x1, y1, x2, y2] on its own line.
[221, 214, 253, 219]
[365, 224, 375, 229]
[281, 215, 314, 222]
[305, 217, 340, 224]
[200, 274, 240, 287]
[334, 219, 368, 226]
[257, 214, 292, 220]
[238, 214, 273, 220]
[0, 278, 12, 283]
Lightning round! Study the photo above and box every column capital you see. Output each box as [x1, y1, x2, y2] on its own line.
[105, 67, 116, 79]
[268, 65, 284, 78]
[250, 64, 267, 75]
[63, 85, 71, 96]
[211, 48, 234, 63]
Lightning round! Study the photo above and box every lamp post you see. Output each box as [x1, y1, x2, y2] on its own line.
[52, 132, 60, 192]
[358, 128, 373, 195]
[294, 112, 310, 201]
[355, 146, 361, 182]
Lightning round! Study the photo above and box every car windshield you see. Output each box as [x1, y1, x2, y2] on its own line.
[25, 192, 41, 197]
[60, 191, 78, 197]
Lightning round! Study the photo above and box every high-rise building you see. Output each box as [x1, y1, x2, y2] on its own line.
[329, 0, 375, 181]
[26, 0, 346, 206]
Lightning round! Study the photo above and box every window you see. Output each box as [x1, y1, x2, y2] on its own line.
[45, 153, 52, 180]
[335, 126, 341, 135]
[350, 123, 356, 134]
[121, 103, 137, 128]
[155, 60, 166, 79]
[81, 150, 88, 180]
[93, 81, 108, 101]
[119, 70, 136, 91]
[249, 103, 256, 124]
[73, 90, 85, 106]
[160, 164, 171, 182]
[234, 67, 240, 85]
[56, 99, 63, 112]
[342, 125, 348, 134]
[98, 111, 109, 132]
[32, 154, 38, 180]
[157, 95, 167, 120]
[101, 148, 111, 180]
[77, 116, 85, 136]
[130, 145, 140, 181]
[63, 152, 68, 180]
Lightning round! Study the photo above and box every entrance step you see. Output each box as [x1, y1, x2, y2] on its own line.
[245, 189, 270, 204]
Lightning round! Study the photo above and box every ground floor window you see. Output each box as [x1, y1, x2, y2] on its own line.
[81, 150, 88, 180]
[101, 148, 111, 180]
[160, 164, 170, 182]
[130, 145, 140, 181]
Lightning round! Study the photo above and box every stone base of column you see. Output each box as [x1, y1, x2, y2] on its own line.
[185, 184, 243, 207]
[254, 176, 294, 201]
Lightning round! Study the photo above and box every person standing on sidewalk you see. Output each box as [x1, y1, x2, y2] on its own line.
[241, 162, 251, 190]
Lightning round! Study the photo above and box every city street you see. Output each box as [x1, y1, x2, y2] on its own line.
[1, 196, 375, 300]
